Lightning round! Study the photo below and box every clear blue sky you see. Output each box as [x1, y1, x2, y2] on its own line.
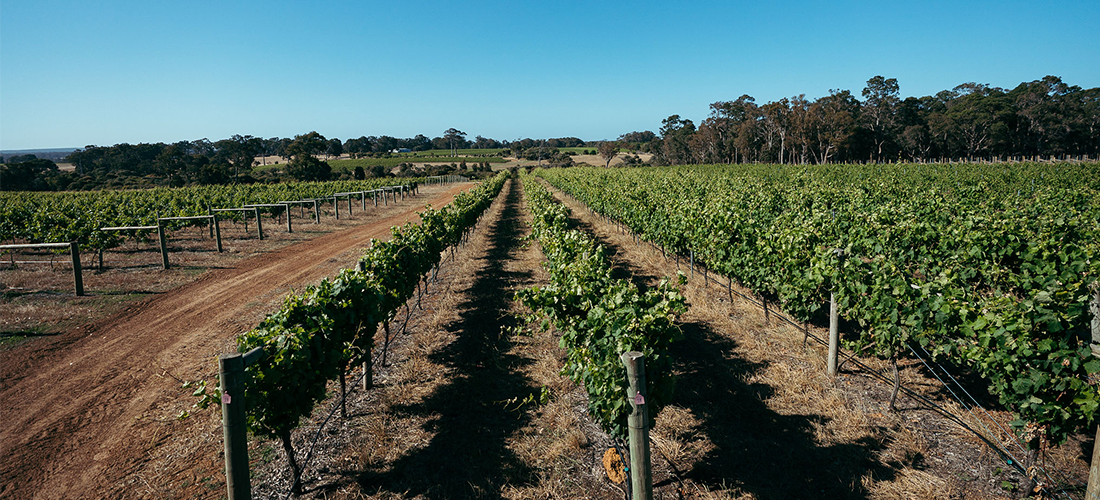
[2, 0, 1098, 150]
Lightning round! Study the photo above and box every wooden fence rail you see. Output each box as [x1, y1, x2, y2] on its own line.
[0, 242, 84, 295]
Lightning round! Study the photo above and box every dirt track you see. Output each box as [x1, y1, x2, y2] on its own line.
[0, 183, 474, 500]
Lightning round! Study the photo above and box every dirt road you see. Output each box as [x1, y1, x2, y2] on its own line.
[0, 183, 474, 500]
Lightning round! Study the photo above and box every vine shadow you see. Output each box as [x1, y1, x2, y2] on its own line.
[351, 180, 537, 499]
[667, 318, 897, 499]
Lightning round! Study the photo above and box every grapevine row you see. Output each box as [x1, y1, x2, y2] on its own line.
[0, 178, 420, 249]
[229, 172, 506, 493]
[537, 163, 1100, 448]
[515, 174, 687, 439]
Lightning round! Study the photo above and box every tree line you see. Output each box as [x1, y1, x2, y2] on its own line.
[0, 130, 589, 191]
[619, 75, 1099, 165]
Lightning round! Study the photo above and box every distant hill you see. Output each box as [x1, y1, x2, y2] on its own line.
[1, 148, 80, 162]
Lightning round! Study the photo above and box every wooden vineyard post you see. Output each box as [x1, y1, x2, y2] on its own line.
[213, 214, 223, 252]
[285, 206, 292, 233]
[827, 291, 839, 376]
[373, 191, 378, 207]
[253, 208, 263, 240]
[69, 242, 84, 296]
[313, 199, 320, 224]
[347, 194, 353, 216]
[1087, 286, 1099, 499]
[360, 192, 366, 211]
[334, 196, 340, 220]
[157, 221, 170, 270]
[219, 347, 265, 500]
[621, 351, 653, 500]
[219, 352, 250, 500]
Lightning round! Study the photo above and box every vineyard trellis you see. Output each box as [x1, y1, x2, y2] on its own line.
[1, 178, 430, 289]
[209, 173, 506, 498]
[536, 162, 1100, 494]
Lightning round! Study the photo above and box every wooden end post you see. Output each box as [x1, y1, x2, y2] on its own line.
[827, 291, 839, 376]
[313, 199, 320, 224]
[219, 353, 251, 500]
[253, 208, 263, 240]
[334, 196, 340, 220]
[157, 221, 170, 270]
[360, 192, 366, 211]
[285, 206, 292, 233]
[213, 214, 223, 252]
[70, 242, 84, 296]
[347, 194, 353, 216]
[621, 351, 653, 500]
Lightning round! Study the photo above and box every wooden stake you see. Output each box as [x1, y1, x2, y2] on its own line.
[827, 291, 839, 376]
[70, 242, 84, 296]
[621, 351, 653, 500]
[213, 214, 223, 252]
[157, 222, 169, 270]
[253, 207, 263, 240]
[219, 353, 250, 500]
[1087, 287, 1100, 499]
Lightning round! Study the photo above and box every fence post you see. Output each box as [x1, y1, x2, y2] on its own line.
[157, 221, 170, 270]
[827, 291, 839, 376]
[1087, 286, 1099, 499]
[253, 208, 263, 240]
[213, 215, 223, 252]
[219, 353, 250, 500]
[621, 351, 653, 500]
[313, 199, 320, 224]
[69, 242, 84, 296]
[285, 206, 292, 233]
[334, 196, 340, 220]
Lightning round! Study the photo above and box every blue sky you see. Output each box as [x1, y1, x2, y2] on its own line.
[2, 0, 1098, 150]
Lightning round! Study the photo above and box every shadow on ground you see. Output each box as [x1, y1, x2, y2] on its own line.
[669, 320, 897, 499]
[351, 180, 538, 499]
[552, 187, 897, 499]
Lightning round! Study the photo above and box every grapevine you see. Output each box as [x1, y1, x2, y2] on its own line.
[232, 172, 506, 493]
[515, 174, 688, 439]
[537, 163, 1100, 448]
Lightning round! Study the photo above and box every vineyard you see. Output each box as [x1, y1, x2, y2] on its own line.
[2, 163, 1099, 499]
[537, 163, 1100, 447]
[537, 162, 1100, 494]
[0, 178, 420, 250]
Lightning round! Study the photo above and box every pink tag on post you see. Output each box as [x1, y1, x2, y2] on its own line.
[634, 392, 645, 405]
[222, 393, 232, 405]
